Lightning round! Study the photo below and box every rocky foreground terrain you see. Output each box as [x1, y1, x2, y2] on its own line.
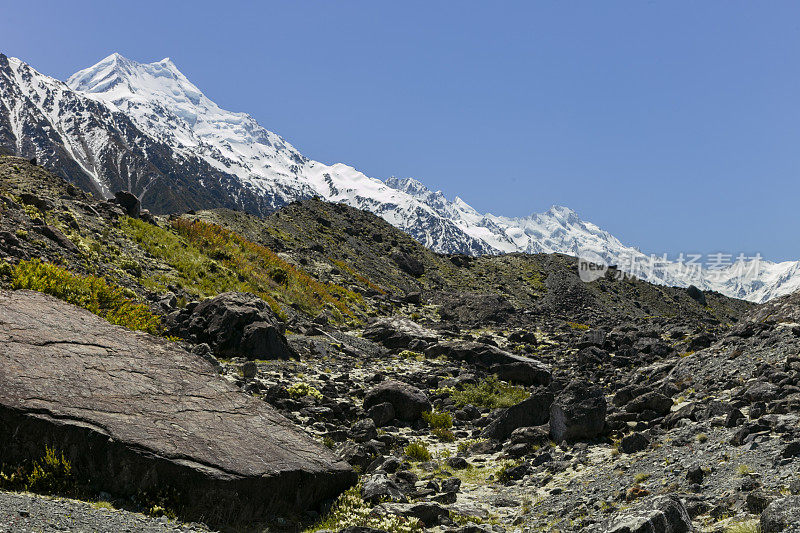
[1, 155, 799, 532]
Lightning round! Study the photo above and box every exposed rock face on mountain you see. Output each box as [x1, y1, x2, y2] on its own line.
[0, 290, 355, 525]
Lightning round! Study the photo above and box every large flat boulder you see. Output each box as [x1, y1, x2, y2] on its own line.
[0, 290, 355, 525]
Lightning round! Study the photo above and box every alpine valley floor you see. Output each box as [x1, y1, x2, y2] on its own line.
[1, 156, 800, 532]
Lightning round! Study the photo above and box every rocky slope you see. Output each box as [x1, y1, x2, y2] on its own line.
[4, 155, 800, 532]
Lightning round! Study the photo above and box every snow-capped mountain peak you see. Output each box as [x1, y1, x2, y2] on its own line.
[4, 52, 800, 303]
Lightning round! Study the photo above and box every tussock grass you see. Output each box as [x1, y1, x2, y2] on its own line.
[405, 441, 432, 462]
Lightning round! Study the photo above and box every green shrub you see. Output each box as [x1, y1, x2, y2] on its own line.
[0, 446, 77, 496]
[444, 376, 529, 409]
[306, 484, 420, 533]
[11, 260, 161, 334]
[26, 447, 75, 494]
[433, 428, 455, 442]
[405, 441, 432, 462]
[287, 382, 323, 400]
[422, 411, 453, 430]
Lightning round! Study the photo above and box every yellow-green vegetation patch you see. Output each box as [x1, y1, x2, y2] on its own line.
[306, 484, 421, 533]
[122, 217, 363, 322]
[422, 411, 453, 430]
[399, 350, 425, 361]
[9, 260, 161, 334]
[494, 459, 523, 483]
[0, 446, 77, 496]
[91, 501, 115, 511]
[457, 438, 487, 454]
[330, 257, 387, 295]
[441, 376, 529, 409]
[287, 382, 323, 400]
[405, 440, 432, 462]
[723, 519, 760, 533]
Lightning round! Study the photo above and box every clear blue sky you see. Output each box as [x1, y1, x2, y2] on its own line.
[2, 1, 799, 261]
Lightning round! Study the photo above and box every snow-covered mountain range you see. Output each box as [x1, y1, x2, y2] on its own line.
[1, 52, 798, 302]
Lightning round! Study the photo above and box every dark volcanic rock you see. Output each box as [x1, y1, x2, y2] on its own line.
[361, 474, 406, 504]
[0, 290, 355, 525]
[434, 292, 515, 325]
[549, 381, 607, 442]
[367, 402, 396, 427]
[481, 388, 553, 441]
[113, 191, 141, 218]
[167, 291, 296, 360]
[578, 329, 607, 349]
[363, 380, 432, 422]
[620, 432, 650, 454]
[625, 392, 673, 417]
[686, 285, 707, 306]
[32, 225, 79, 253]
[391, 251, 425, 277]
